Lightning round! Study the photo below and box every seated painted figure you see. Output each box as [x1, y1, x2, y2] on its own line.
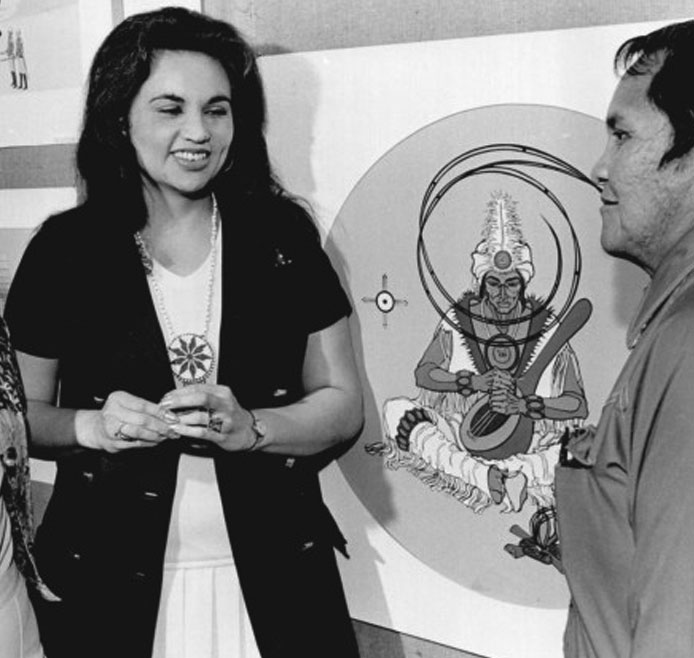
[383, 193, 589, 512]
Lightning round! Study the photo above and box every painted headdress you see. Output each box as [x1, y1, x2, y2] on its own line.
[471, 191, 534, 286]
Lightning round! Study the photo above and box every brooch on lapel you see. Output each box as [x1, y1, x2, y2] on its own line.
[274, 248, 293, 267]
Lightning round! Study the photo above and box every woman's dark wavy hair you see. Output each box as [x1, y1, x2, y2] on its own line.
[615, 20, 694, 166]
[76, 7, 284, 229]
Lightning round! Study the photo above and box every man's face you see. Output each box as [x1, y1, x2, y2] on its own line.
[483, 271, 522, 316]
[592, 69, 694, 273]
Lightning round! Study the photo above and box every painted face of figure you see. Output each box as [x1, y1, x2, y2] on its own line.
[483, 271, 523, 316]
[128, 50, 234, 200]
[592, 67, 694, 273]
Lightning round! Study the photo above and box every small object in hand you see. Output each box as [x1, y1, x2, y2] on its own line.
[248, 410, 267, 450]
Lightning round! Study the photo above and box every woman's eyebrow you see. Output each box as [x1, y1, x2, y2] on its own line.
[149, 93, 185, 103]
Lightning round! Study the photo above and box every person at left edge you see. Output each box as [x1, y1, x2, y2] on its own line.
[5, 7, 363, 658]
[0, 314, 55, 658]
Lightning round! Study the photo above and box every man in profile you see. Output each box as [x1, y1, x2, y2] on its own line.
[556, 20, 694, 658]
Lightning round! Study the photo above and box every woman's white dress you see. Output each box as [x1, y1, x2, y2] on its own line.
[149, 230, 261, 658]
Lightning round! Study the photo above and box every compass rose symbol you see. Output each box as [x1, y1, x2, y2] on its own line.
[362, 273, 408, 328]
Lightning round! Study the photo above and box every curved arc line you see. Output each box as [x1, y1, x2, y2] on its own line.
[417, 143, 591, 344]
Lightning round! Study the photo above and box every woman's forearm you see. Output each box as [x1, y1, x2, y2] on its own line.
[251, 385, 363, 457]
[26, 399, 81, 458]
[249, 317, 363, 457]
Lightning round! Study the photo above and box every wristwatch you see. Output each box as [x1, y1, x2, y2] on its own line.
[249, 410, 267, 450]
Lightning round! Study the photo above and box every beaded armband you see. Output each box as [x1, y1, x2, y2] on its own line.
[524, 394, 545, 420]
[456, 371, 474, 397]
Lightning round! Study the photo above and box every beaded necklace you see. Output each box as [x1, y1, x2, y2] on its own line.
[134, 196, 219, 385]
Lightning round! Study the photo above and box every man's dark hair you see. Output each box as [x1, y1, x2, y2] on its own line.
[616, 20, 694, 165]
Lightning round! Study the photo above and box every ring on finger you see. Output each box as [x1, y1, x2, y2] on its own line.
[208, 415, 224, 433]
[115, 422, 131, 441]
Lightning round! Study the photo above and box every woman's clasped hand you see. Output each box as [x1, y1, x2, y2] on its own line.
[75, 391, 180, 452]
[161, 384, 261, 451]
[76, 386, 260, 453]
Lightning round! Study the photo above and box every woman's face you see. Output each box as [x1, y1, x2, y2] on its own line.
[128, 49, 234, 199]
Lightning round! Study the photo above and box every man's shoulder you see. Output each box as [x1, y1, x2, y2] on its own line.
[662, 278, 694, 324]
[648, 282, 694, 357]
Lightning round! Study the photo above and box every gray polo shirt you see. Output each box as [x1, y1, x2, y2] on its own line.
[557, 228, 694, 658]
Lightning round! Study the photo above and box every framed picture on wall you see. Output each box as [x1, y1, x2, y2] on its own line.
[0, 0, 87, 305]
[0, 0, 85, 147]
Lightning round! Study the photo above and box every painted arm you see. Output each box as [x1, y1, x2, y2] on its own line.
[489, 350, 588, 420]
[414, 325, 493, 394]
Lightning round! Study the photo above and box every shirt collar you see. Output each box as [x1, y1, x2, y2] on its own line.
[627, 227, 694, 348]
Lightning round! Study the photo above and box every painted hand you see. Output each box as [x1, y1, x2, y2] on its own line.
[489, 386, 523, 416]
[470, 369, 496, 393]
[490, 368, 515, 392]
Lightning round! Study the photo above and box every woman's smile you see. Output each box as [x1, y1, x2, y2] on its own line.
[129, 50, 234, 198]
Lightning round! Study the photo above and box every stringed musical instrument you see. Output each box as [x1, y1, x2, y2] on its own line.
[458, 298, 592, 460]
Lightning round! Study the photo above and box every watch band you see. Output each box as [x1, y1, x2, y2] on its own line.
[248, 410, 267, 450]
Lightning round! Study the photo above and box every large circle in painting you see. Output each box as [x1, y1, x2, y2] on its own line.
[327, 104, 647, 609]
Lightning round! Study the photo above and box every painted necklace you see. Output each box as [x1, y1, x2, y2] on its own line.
[480, 300, 522, 372]
[134, 196, 219, 385]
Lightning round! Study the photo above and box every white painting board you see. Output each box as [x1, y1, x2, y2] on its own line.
[259, 19, 674, 657]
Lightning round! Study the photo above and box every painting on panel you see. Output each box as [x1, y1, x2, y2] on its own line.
[0, 0, 82, 95]
[328, 103, 644, 610]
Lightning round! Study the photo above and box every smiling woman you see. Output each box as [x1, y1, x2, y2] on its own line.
[4, 7, 363, 658]
[128, 50, 234, 203]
